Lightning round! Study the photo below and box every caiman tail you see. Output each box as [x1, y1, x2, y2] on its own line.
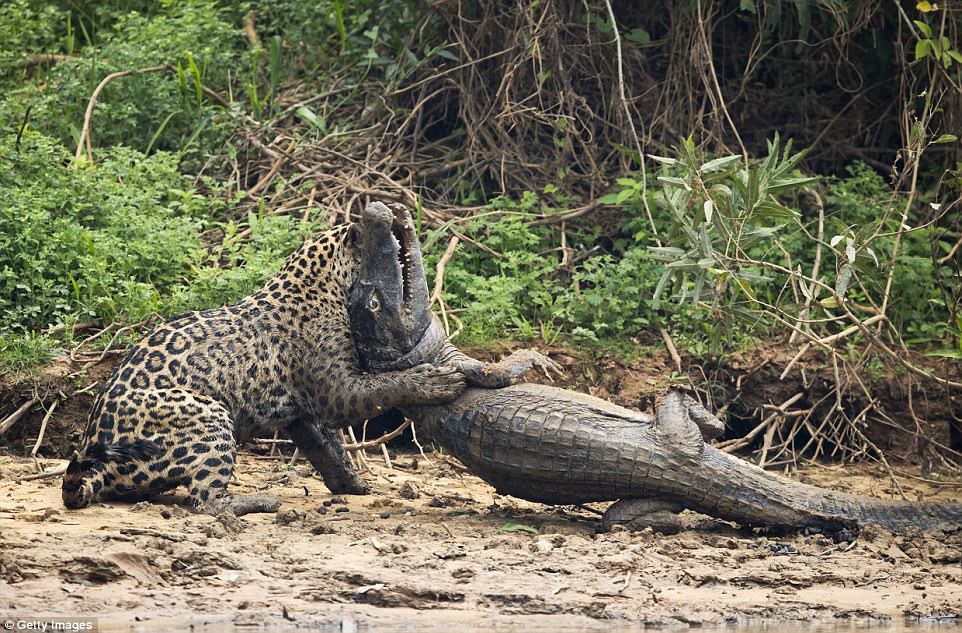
[405, 384, 962, 532]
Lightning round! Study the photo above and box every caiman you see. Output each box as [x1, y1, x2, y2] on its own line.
[349, 203, 962, 533]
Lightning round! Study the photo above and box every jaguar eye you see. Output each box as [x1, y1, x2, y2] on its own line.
[368, 295, 380, 312]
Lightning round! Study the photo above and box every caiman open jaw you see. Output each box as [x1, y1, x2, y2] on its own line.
[349, 201, 432, 368]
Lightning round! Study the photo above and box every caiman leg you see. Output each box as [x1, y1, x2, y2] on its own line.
[602, 392, 722, 533]
[442, 347, 563, 388]
[602, 498, 686, 534]
[381, 315, 563, 388]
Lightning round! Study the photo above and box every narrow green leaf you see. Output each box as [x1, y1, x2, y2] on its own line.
[657, 176, 691, 190]
[932, 133, 958, 144]
[699, 154, 741, 173]
[835, 263, 852, 297]
[648, 154, 678, 165]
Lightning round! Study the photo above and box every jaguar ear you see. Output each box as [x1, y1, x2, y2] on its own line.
[346, 223, 361, 247]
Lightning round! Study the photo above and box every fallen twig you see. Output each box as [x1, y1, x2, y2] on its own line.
[74, 64, 173, 165]
[429, 236, 459, 308]
[30, 399, 59, 459]
[16, 464, 67, 482]
[659, 327, 683, 373]
[0, 398, 41, 437]
[342, 419, 412, 451]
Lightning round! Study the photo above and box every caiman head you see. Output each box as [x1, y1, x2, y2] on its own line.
[349, 201, 433, 370]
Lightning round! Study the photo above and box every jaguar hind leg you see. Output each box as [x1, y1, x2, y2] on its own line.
[289, 420, 368, 495]
[65, 389, 278, 516]
[160, 401, 279, 516]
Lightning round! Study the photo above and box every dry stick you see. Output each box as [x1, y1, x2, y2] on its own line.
[789, 191, 825, 345]
[601, 0, 660, 247]
[247, 139, 295, 197]
[30, 399, 59, 460]
[408, 420, 433, 465]
[15, 104, 33, 152]
[780, 314, 886, 380]
[717, 392, 804, 453]
[694, 0, 748, 162]
[380, 444, 393, 469]
[73, 64, 172, 165]
[757, 416, 780, 468]
[17, 465, 67, 482]
[937, 233, 962, 265]
[342, 419, 412, 451]
[289, 448, 300, 467]
[269, 430, 280, 457]
[0, 398, 40, 437]
[338, 429, 360, 471]
[253, 437, 291, 445]
[429, 236, 460, 308]
[346, 427, 371, 473]
[658, 327, 683, 374]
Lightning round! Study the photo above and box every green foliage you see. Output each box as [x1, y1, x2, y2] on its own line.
[0, 0, 956, 377]
[913, 19, 962, 68]
[0, 134, 203, 331]
[2, 1, 244, 160]
[167, 212, 326, 314]
[0, 331, 56, 382]
[0, 132, 316, 342]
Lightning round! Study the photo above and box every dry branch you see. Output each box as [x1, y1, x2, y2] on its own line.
[74, 64, 172, 165]
[0, 398, 40, 437]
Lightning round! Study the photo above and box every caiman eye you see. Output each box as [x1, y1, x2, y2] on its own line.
[368, 295, 380, 312]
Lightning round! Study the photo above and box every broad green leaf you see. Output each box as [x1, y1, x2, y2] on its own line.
[625, 28, 651, 44]
[767, 175, 818, 192]
[914, 20, 933, 38]
[597, 192, 623, 204]
[926, 349, 962, 359]
[615, 188, 636, 204]
[915, 39, 930, 60]
[734, 278, 756, 301]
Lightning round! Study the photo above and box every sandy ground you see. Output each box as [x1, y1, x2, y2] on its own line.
[2, 451, 962, 631]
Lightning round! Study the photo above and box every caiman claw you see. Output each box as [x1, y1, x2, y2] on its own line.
[502, 349, 564, 381]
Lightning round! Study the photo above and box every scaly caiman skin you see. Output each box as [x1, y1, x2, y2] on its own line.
[350, 203, 962, 532]
[401, 383, 962, 531]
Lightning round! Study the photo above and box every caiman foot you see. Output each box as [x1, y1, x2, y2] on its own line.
[204, 493, 281, 517]
[602, 498, 686, 534]
[459, 349, 564, 388]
